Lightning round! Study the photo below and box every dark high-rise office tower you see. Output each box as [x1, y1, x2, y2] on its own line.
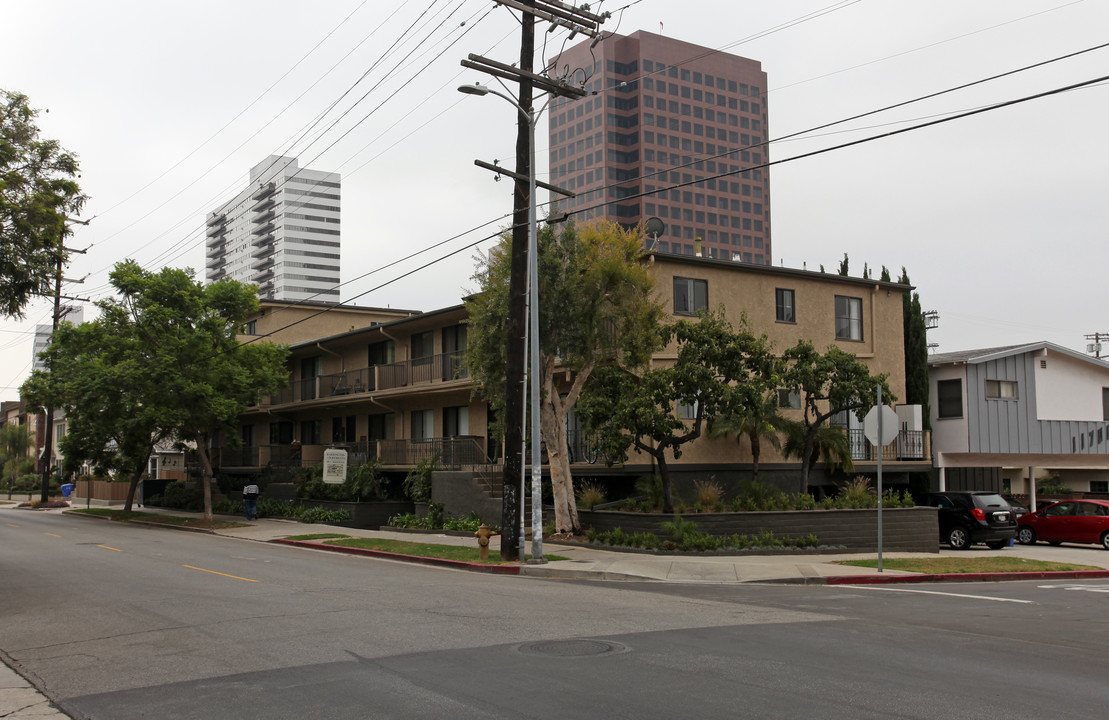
[549, 31, 771, 263]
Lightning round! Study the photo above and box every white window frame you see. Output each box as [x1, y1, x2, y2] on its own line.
[985, 379, 1018, 400]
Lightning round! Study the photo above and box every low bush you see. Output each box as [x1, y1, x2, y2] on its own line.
[297, 506, 352, 524]
[388, 504, 495, 532]
[586, 515, 820, 552]
[402, 458, 435, 503]
[692, 478, 724, 511]
[160, 482, 203, 512]
[575, 482, 606, 511]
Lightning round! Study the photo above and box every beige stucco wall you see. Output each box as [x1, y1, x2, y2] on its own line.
[642, 255, 909, 467]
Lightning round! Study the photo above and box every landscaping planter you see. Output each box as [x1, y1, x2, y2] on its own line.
[577, 507, 939, 553]
[296, 499, 413, 529]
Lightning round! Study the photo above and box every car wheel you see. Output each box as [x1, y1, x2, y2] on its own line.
[1101, 532, 1109, 551]
[947, 526, 971, 550]
[1017, 527, 1037, 545]
[985, 540, 1007, 550]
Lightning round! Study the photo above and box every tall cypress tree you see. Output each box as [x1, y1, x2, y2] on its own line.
[899, 268, 930, 430]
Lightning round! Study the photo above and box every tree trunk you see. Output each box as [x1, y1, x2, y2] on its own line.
[123, 454, 151, 512]
[196, 444, 215, 522]
[542, 403, 579, 534]
[749, 431, 761, 483]
[656, 450, 675, 514]
[799, 428, 817, 495]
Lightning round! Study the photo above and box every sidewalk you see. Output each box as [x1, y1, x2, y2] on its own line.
[57, 504, 1109, 585]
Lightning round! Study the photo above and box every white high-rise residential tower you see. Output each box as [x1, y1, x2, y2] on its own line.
[206, 156, 341, 302]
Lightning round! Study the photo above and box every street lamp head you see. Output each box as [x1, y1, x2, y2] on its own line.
[457, 83, 489, 97]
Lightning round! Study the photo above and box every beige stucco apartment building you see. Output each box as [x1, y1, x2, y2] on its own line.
[215, 254, 929, 499]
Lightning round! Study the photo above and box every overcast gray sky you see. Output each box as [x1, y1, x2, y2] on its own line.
[3, 0, 1107, 398]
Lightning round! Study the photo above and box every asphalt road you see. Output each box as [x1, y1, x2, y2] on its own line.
[3, 511, 1108, 719]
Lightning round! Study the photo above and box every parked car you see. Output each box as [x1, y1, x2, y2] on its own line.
[1004, 498, 1030, 521]
[926, 491, 1017, 550]
[1016, 499, 1109, 550]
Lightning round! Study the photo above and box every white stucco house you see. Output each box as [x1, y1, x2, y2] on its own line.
[928, 342, 1109, 508]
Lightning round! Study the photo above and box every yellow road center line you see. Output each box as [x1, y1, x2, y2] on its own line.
[5, 523, 18, 528]
[182, 565, 258, 583]
[45, 532, 61, 538]
[98, 545, 122, 552]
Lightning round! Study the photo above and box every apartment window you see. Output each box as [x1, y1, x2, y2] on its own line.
[1103, 387, 1109, 421]
[937, 379, 963, 418]
[834, 295, 863, 341]
[676, 399, 699, 420]
[775, 289, 795, 323]
[243, 319, 258, 335]
[985, 380, 1018, 400]
[368, 340, 395, 366]
[367, 413, 394, 441]
[444, 406, 469, 437]
[1091, 480, 1108, 493]
[410, 409, 434, 440]
[300, 420, 322, 446]
[332, 415, 356, 443]
[269, 421, 293, 444]
[673, 277, 707, 315]
[777, 389, 801, 409]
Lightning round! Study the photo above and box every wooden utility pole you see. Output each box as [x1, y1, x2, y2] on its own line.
[460, 1, 603, 560]
[38, 233, 86, 504]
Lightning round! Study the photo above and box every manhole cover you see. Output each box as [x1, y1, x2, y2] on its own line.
[516, 639, 627, 657]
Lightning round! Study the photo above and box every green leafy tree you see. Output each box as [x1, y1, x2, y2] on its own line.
[23, 261, 288, 519]
[0, 423, 35, 499]
[24, 312, 177, 511]
[837, 253, 849, 276]
[1, 90, 87, 318]
[578, 311, 775, 513]
[781, 340, 893, 492]
[466, 220, 662, 533]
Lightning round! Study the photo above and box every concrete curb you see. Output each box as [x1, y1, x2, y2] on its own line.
[62, 509, 220, 534]
[818, 569, 1109, 585]
[271, 538, 522, 575]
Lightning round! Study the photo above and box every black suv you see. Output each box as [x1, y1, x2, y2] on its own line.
[926, 492, 1017, 550]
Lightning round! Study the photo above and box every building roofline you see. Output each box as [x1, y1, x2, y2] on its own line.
[648, 252, 914, 292]
[257, 298, 420, 316]
[286, 303, 467, 350]
[929, 341, 1109, 369]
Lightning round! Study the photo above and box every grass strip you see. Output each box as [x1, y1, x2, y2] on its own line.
[285, 533, 350, 541]
[837, 556, 1103, 574]
[70, 507, 247, 530]
[324, 537, 567, 564]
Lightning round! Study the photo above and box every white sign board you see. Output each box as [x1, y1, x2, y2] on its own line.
[863, 405, 899, 446]
[322, 448, 348, 484]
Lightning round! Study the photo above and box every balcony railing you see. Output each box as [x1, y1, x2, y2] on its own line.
[843, 429, 929, 462]
[212, 437, 490, 472]
[376, 436, 489, 469]
[265, 352, 467, 406]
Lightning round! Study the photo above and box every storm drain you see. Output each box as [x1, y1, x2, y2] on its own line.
[516, 639, 628, 658]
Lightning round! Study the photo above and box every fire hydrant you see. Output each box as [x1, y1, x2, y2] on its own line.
[474, 524, 498, 560]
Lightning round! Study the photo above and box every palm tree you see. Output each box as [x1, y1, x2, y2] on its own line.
[708, 392, 787, 484]
[782, 420, 854, 489]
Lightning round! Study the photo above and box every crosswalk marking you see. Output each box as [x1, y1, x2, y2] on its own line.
[1038, 583, 1109, 593]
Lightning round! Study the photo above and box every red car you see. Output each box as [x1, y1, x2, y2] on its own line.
[1016, 499, 1109, 550]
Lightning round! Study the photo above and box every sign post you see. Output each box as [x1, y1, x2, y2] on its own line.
[863, 389, 899, 572]
[322, 448, 348, 485]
